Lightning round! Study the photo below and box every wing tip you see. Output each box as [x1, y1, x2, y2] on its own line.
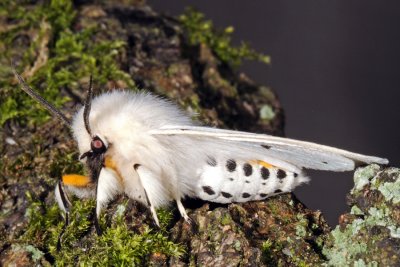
[377, 158, 389, 165]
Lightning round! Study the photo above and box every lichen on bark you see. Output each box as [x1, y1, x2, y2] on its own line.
[0, 1, 397, 266]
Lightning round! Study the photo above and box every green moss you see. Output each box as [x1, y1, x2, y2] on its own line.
[220, 212, 232, 226]
[21, 195, 184, 265]
[0, 0, 134, 126]
[180, 8, 270, 67]
[295, 214, 310, 238]
[261, 239, 278, 264]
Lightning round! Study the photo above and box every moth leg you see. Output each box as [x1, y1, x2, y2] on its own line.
[94, 168, 123, 234]
[176, 199, 192, 224]
[134, 164, 160, 227]
[94, 195, 102, 235]
[54, 180, 71, 250]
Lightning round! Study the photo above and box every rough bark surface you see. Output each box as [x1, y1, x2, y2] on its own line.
[0, 1, 398, 266]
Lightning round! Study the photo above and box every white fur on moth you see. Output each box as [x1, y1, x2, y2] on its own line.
[12, 70, 388, 228]
[68, 90, 388, 224]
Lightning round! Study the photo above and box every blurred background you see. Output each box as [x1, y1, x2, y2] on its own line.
[150, 0, 400, 226]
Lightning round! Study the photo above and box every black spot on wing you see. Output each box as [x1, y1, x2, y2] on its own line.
[206, 156, 217, 167]
[261, 144, 272, 149]
[277, 169, 287, 179]
[202, 186, 216, 195]
[261, 167, 270, 180]
[260, 193, 268, 198]
[226, 159, 237, 172]
[242, 193, 251, 198]
[229, 178, 234, 181]
[274, 189, 283, 194]
[243, 163, 253, 176]
[245, 180, 250, 184]
[294, 173, 298, 177]
[221, 191, 232, 198]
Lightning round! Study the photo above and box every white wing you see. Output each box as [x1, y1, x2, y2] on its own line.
[150, 125, 388, 172]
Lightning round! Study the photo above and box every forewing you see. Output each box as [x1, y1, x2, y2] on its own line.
[150, 125, 388, 171]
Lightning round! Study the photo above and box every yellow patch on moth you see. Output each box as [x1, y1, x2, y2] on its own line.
[104, 156, 117, 170]
[62, 157, 123, 187]
[250, 160, 275, 169]
[104, 156, 123, 184]
[62, 174, 91, 187]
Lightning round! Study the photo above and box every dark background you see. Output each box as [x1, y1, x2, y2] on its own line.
[149, 0, 400, 226]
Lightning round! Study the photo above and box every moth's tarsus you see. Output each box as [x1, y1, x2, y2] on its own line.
[57, 212, 70, 251]
[12, 66, 71, 127]
[83, 75, 94, 136]
[94, 211, 102, 235]
[58, 180, 71, 212]
[93, 176, 103, 235]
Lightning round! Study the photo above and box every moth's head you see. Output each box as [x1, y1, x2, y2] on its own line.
[12, 69, 107, 184]
[72, 76, 109, 184]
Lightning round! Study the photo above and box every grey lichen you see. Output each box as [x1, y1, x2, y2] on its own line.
[352, 164, 381, 192]
[323, 165, 400, 266]
[374, 168, 400, 204]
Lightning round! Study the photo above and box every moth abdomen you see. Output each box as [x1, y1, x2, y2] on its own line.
[196, 159, 309, 203]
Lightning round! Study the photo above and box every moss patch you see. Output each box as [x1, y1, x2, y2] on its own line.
[21, 197, 184, 265]
[0, 0, 134, 126]
[180, 8, 270, 68]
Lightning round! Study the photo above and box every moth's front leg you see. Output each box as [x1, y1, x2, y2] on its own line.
[94, 168, 123, 234]
[133, 164, 193, 226]
[54, 179, 71, 250]
[55, 174, 93, 248]
[133, 164, 161, 227]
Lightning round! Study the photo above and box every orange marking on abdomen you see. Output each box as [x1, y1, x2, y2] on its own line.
[250, 160, 275, 169]
[62, 174, 91, 187]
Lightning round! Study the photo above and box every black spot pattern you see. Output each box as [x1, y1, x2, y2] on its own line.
[260, 193, 268, 198]
[277, 169, 287, 179]
[226, 159, 237, 172]
[202, 186, 215, 195]
[221, 191, 232, 198]
[262, 182, 266, 185]
[261, 144, 272, 149]
[245, 180, 250, 184]
[243, 163, 253, 176]
[294, 173, 298, 177]
[261, 167, 270, 180]
[242, 193, 251, 198]
[274, 189, 283, 194]
[206, 156, 217, 167]
[229, 178, 234, 181]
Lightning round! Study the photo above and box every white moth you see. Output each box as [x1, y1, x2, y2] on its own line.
[14, 70, 388, 235]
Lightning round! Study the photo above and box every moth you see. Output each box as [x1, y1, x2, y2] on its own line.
[13, 69, 388, 235]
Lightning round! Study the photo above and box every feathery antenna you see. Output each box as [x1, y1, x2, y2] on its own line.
[12, 67, 71, 127]
[83, 75, 93, 136]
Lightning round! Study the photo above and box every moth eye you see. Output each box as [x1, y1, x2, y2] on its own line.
[90, 136, 106, 153]
[92, 139, 103, 149]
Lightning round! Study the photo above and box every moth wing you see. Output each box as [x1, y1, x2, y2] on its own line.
[150, 125, 388, 172]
